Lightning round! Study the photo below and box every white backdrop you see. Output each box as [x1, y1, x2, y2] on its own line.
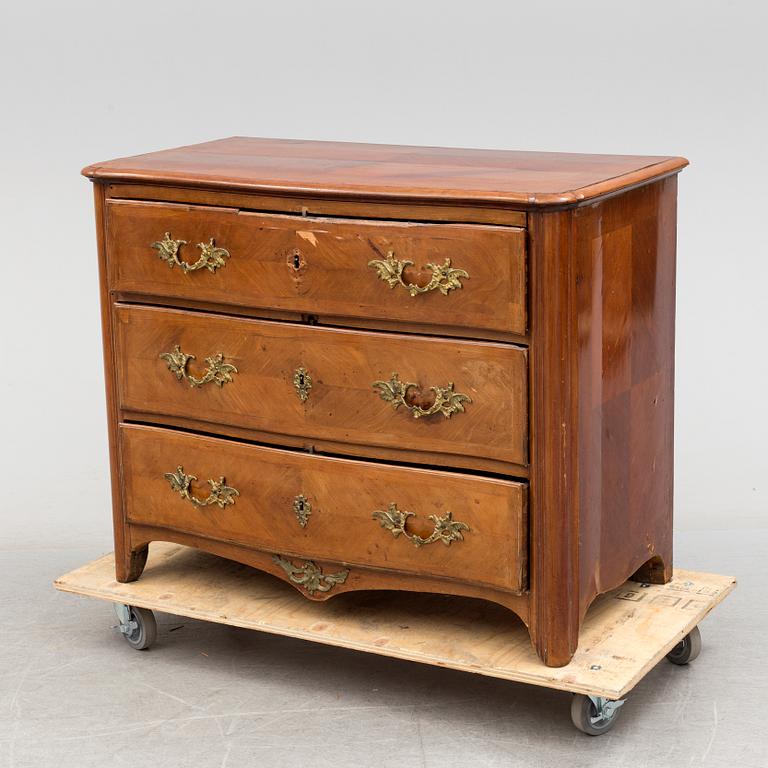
[1, 0, 765, 555]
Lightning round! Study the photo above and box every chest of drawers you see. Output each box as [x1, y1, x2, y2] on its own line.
[84, 137, 687, 667]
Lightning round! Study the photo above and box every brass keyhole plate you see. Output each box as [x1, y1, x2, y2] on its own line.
[293, 366, 312, 402]
[293, 494, 312, 527]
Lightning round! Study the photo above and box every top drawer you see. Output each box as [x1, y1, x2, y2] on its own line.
[105, 200, 527, 337]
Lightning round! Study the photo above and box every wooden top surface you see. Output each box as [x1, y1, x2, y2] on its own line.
[83, 137, 688, 207]
[54, 543, 734, 699]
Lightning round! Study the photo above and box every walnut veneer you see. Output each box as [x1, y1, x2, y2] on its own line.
[84, 137, 687, 666]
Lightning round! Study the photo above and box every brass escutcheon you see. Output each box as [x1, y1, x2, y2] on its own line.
[293, 494, 312, 528]
[293, 366, 312, 402]
[272, 555, 349, 595]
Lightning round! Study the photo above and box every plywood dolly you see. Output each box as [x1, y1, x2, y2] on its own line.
[56, 544, 734, 737]
[567, 624, 702, 735]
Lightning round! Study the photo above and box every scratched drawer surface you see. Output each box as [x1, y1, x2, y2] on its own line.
[106, 199, 527, 336]
[121, 424, 528, 592]
[114, 304, 529, 470]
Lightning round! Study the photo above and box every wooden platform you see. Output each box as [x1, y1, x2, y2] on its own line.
[54, 543, 735, 700]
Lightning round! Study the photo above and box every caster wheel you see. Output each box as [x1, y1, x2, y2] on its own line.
[570, 694, 624, 735]
[115, 604, 157, 650]
[666, 625, 702, 665]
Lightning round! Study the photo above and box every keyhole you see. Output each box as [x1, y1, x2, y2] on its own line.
[292, 253, 301, 270]
[298, 373, 305, 386]
[297, 500, 305, 512]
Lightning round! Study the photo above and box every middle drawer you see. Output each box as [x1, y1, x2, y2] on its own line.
[114, 304, 528, 470]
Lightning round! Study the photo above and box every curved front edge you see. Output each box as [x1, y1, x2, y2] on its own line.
[577, 551, 674, 633]
[125, 524, 532, 628]
[631, 554, 672, 585]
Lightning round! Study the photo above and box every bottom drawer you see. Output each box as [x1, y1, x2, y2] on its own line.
[120, 424, 528, 593]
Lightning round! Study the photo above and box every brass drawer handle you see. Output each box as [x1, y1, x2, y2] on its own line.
[368, 250, 468, 296]
[372, 372, 471, 419]
[160, 345, 238, 388]
[152, 232, 230, 273]
[373, 503, 469, 548]
[164, 466, 240, 508]
[272, 555, 349, 595]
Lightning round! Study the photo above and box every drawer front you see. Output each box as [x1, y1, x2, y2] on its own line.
[115, 304, 528, 468]
[106, 200, 527, 336]
[121, 424, 528, 592]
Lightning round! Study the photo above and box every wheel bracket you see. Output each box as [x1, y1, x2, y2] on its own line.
[113, 603, 138, 635]
[587, 695, 625, 722]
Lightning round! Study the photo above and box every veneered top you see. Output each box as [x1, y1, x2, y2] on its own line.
[83, 136, 687, 208]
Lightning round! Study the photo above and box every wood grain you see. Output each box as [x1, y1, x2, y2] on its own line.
[91, 184, 148, 581]
[526, 178, 679, 666]
[119, 411, 529, 476]
[120, 425, 528, 592]
[573, 178, 678, 603]
[528, 209, 580, 667]
[106, 183, 528, 227]
[83, 136, 688, 208]
[54, 542, 735, 698]
[106, 199, 527, 336]
[114, 292, 529, 345]
[114, 304, 529, 469]
[125, 524, 531, 619]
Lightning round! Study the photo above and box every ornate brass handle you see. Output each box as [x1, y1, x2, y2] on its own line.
[373, 503, 469, 548]
[164, 466, 239, 508]
[372, 372, 471, 419]
[152, 232, 230, 273]
[368, 251, 468, 296]
[160, 345, 238, 388]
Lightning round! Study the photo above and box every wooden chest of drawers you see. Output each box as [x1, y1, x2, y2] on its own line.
[84, 138, 687, 667]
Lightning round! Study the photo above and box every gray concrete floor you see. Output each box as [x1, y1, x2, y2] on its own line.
[1, 528, 765, 768]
